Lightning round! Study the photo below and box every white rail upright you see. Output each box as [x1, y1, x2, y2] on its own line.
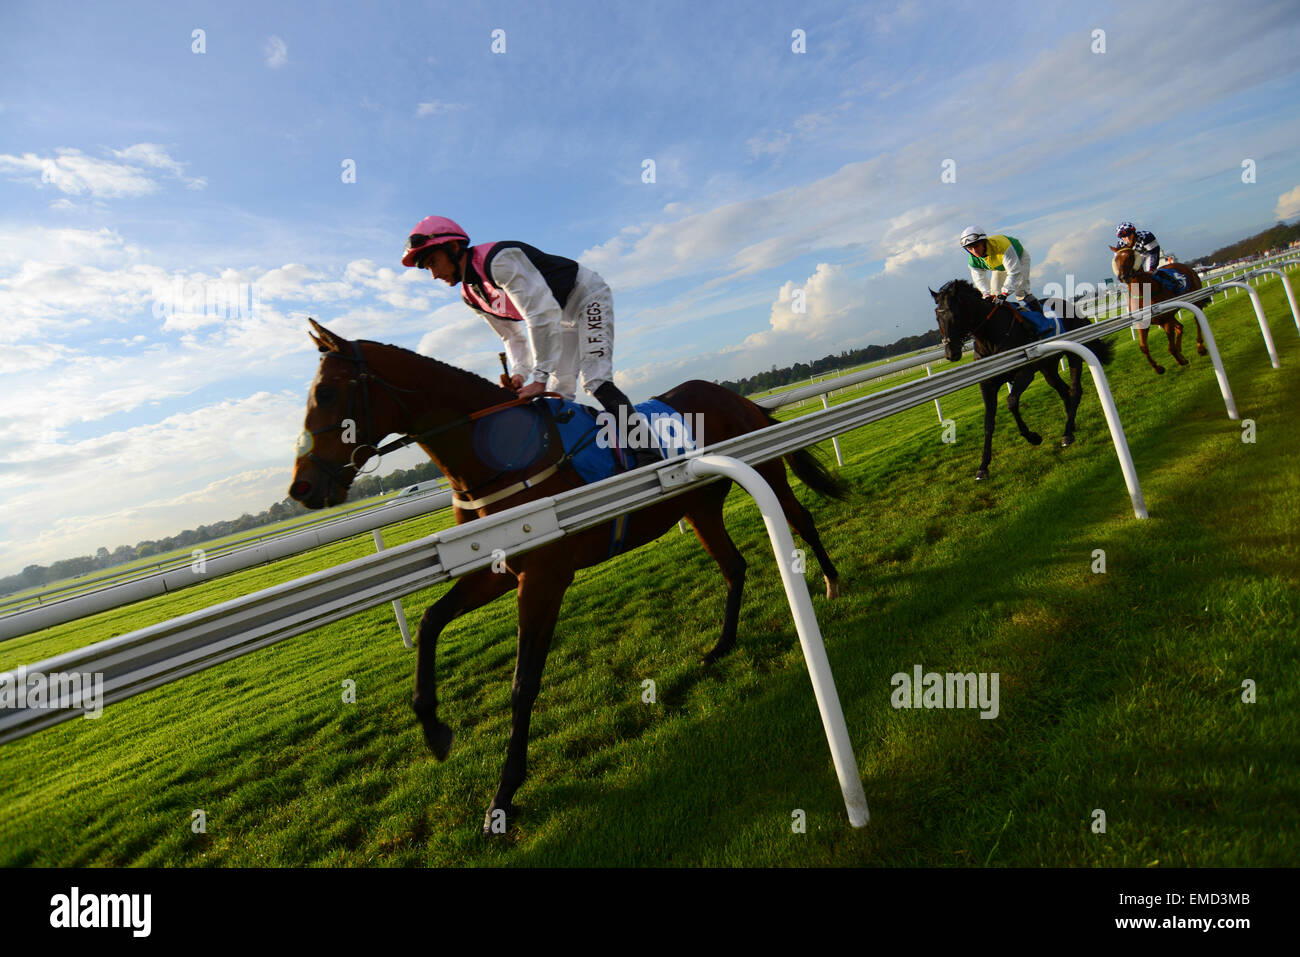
[1151, 300, 1238, 420]
[1215, 281, 1280, 368]
[1023, 341, 1148, 520]
[820, 394, 845, 466]
[371, 529, 413, 649]
[1248, 268, 1300, 336]
[678, 453, 869, 828]
[925, 364, 944, 423]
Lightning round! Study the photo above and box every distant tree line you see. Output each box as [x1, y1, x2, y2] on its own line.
[1194, 221, 1300, 267]
[717, 330, 943, 396]
[0, 459, 448, 598]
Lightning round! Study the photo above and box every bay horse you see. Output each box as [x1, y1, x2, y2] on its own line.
[1109, 245, 1209, 374]
[930, 280, 1114, 481]
[288, 319, 845, 835]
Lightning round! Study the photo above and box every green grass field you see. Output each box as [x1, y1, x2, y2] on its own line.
[1, 276, 1297, 867]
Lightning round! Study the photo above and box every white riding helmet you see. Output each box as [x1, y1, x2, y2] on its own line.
[960, 226, 987, 248]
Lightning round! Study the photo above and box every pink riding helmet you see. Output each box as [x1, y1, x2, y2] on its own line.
[402, 215, 469, 267]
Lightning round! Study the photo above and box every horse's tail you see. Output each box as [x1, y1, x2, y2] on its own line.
[761, 410, 850, 500]
[1088, 336, 1115, 367]
[1059, 309, 1116, 367]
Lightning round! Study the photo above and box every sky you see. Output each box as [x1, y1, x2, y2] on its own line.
[2, 0, 1299, 575]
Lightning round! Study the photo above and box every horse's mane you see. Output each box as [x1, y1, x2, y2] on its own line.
[938, 278, 981, 300]
[353, 339, 509, 395]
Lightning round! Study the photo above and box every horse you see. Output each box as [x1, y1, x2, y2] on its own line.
[1109, 245, 1209, 374]
[929, 279, 1114, 481]
[288, 319, 845, 836]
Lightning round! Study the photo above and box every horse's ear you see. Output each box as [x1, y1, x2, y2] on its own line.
[929, 287, 938, 301]
[1108, 245, 1122, 253]
[308, 317, 346, 353]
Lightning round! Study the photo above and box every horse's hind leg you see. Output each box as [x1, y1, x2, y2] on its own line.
[1165, 316, 1189, 366]
[1006, 367, 1042, 446]
[1039, 360, 1079, 446]
[755, 458, 841, 599]
[684, 488, 748, 662]
[413, 568, 518, 761]
[1138, 326, 1164, 374]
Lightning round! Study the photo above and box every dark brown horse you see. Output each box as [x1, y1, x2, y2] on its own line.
[931, 280, 1114, 481]
[1110, 245, 1209, 374]
[288, 319, 844, 835]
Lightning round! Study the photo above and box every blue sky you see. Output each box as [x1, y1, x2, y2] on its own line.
[2, 0, 1299, 573]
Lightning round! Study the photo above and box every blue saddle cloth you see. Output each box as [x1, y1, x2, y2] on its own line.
[1151, 268, 1189, 295]
[542, 397, 697, 484]
[1006, 302, 1062, 339]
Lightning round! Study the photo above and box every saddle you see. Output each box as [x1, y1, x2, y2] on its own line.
[1005, 301, 1062, 339]
[1150, 268, 1189, 295]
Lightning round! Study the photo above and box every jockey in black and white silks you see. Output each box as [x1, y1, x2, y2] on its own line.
[1116, 222, 1161, 275]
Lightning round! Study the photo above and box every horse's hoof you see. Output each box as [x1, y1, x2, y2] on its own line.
[1154, 365, 1166, 375]
[1176, 356, 1189, 366]
[1061, 434, 1075, 448]
[423, 719, 454, 762]
[1197, 346, 1208, 356]
[482, 803, 519, 837]
[826, 579, 840, 600]
[1025, 432, 1042, 446]
[975, 469, 989, 481]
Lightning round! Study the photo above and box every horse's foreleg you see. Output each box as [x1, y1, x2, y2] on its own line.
[684, 493, 748, 661]
[1138, 326, 1164, 374]
[977, 380, 998, 481]
[413, 568, 517, 761]
[1006, 368, 1042, 446]
[484, 561, 572, 836]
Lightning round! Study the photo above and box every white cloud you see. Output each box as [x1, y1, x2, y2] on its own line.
[110, 143, 207, 190]
[1275, 185, 1300, 221]
[0, 144, 205, 197]
[0, 148, 156, 198]
[265, 35, 288, 68]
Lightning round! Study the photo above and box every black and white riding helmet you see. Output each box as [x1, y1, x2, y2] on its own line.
[959, 225, 987, 249]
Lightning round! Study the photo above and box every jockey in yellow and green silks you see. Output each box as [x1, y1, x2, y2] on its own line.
[959, 226, 1037, 309]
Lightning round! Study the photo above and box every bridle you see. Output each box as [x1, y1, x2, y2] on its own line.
[301, 341, 421, 498]
[937, 283, 1004, 352]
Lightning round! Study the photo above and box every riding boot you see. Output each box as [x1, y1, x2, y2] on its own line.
[1023, 293, 1044, 313]
[593, 381, 661, 469]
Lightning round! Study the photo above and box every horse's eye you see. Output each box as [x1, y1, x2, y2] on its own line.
[315, 385, 337, 404]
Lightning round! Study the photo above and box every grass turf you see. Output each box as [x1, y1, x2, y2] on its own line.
[1, 276, 1296, 866]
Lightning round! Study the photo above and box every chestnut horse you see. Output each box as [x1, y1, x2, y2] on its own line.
[1110, 245, 1209, 374]
[930, 280, 1114, 481]
[289, 319, 844, 835]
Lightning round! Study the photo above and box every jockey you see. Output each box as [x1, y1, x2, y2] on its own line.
[959, 226, 1042, 311]
[1115, 222, 1161, 275]
[402, 215, 659, 467]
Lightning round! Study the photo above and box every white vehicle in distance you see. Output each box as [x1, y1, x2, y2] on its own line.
[400, 479, 445, 496]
